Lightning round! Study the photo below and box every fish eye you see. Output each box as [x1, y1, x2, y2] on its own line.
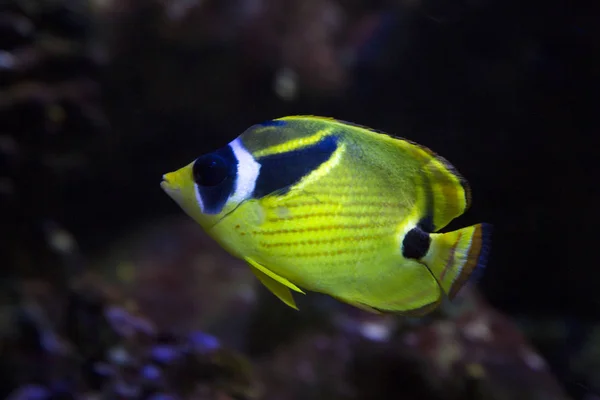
[193, 154, 229, 187]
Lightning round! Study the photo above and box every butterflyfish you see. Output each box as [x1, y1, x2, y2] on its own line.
[161, 116, 492, 315]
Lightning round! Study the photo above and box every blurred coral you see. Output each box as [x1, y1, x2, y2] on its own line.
[399, 289, 571, 400]
[98, 217, 258, 347]
[1, 212, 573, 399]
[254, 287, 571, 400]
[1, 269, 261, 399]
[0, 0, 109, 287]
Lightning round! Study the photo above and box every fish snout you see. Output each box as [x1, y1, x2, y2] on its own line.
[160, 173, 178, 193]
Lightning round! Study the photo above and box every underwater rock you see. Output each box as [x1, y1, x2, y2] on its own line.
[513, 314, 600, 398]
[0, 268, 261, 399]
[399, 288, 571, 400]
[256, 331, 355, 400]
[256, 287, 572, 400]
[97, 217, 258, 349]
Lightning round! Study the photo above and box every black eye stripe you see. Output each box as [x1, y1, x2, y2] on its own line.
[194, 145, 238, 214]
[252, 134, 338, 198]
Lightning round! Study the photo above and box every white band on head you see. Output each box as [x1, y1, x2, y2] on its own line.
[229, 137, 261, 204]
[194, 182, 205, 213]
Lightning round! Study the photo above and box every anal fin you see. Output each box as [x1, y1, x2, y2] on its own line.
[336, 296, 440, 316]
[349, 302, 382, 314]
[332, 296, 382, 314]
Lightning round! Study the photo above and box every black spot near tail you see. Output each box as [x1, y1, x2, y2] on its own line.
[402, 227, 431, 260]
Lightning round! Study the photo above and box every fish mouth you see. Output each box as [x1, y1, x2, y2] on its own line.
[159, 177, 169, 191]
[160, 174, 178, 193]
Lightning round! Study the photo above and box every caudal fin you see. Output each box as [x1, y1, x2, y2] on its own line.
[421, 223, 492, 299]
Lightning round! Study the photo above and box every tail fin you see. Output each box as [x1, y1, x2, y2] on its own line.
[422, 223, 492, 299]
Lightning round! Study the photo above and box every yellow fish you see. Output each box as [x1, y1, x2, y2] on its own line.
[161, 116, 491, 315]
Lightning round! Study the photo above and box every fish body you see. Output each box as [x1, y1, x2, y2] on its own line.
[161, 116, 491, 315]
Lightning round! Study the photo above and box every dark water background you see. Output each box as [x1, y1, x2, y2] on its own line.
[1, 0, 599, 399]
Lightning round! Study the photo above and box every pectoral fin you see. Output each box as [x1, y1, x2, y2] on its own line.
[245, 257, 305, 310]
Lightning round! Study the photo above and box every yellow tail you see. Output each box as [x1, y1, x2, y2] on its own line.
[421, 223, 492, 299]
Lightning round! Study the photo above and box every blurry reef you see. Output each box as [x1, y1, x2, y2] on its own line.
[0, 217, 573, 399]
[0, 0, 598, 399]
